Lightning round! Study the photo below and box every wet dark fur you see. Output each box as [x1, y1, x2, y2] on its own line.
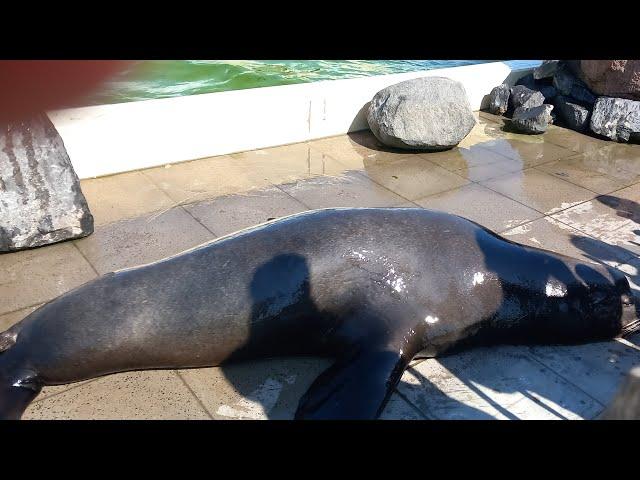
[0, 208, 637, 419]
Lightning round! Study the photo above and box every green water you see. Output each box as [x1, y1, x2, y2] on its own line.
[83, 60, 541, 106]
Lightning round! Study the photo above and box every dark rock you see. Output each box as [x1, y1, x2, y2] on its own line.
[553, 65, 597, 107]
[367, 76, 476, 150]
[510, 85, 545, 110]
[488, 83, 510, 115]
[578, 60, 640, 101]
[555, 95, 591, 131]
[590, 97, 640, 143]
[569, 83, 597, 107]
[534, 60, 559, 80]
[0, 113, 94, 252]
[511, 104, 554, 134]
[515, 73, 536, 89]
[537, 85, 557, 102]
[553, 67, 575, 96]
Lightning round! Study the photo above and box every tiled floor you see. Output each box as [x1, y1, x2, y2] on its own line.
[3, 111, 640, 420]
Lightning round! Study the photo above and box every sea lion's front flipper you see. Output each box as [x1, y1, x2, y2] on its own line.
[295, 345, 410, 420]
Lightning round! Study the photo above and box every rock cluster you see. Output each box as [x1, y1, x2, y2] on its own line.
[486, 60, 640, 143]
[488, 82, 554, 134]
[0, 113, 94, 252]
[367, 77, 476, 150]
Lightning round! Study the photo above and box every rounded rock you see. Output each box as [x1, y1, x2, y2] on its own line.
[367, 77, 476, 151]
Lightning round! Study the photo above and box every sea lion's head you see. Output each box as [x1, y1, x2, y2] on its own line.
[540, 262, 639, 342]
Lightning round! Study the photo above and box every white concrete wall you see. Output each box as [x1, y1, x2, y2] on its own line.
[48, 62, 533, 179]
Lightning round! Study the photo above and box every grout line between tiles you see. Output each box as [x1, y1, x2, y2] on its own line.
[178, 205, 219, 238]
[0, 302, 44, 319]
[72, 242, 100, 277]
[391, 388, 433, 420]
[31, 377, 103, 404]
[524, 350, 607, 409]
[175, 370, 215, 420]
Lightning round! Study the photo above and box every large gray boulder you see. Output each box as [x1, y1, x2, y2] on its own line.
[578, 60, 640, 101]
[367, 77, 476, 151]
[0, 113, 94, 252]
[511, 104, 554, 134]
[590, 97, 640, 143]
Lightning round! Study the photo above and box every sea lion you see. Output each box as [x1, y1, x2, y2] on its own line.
[0, 207, 638, 419]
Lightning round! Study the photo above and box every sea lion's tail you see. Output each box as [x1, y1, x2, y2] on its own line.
[0, 327, 41, 420]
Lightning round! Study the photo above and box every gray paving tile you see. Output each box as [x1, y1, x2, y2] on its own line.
[399, 347, 603, 420]
[481, 169, 596, 215]
[501, 217, 630, 268]
[143, 154, 273, 205]
[478, 138, 578, 168]
[529, 340, 640, 406]
[184, 186, 308, 237]
[379, 394, 428, 420]
[414, 183, 542, 233]
[550, 199, 639, 257]
[453, 159, 526, 182]
[278, 171, 407, 209]
[536, 151, 640, 195]
[309, 131, 413, 168]
[24, 370, 211, 420]
[232, 142, 356, 187]
[80, 171, 176, 226]
[0, 242, 97, 314]
[542, 126, 613, 155]
[74, 207, 214, 274]
[358, 155, 470, 201]
[415, 145, 511, 172]
[180, 358, 331, 420]
[0, 303, 41, 331]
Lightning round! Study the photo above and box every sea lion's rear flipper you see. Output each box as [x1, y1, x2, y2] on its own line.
[0, 369, 41, 420]
[295, 345, 410, 420]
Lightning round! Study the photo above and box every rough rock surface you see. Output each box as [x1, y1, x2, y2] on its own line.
[537, 85, 557, 102]
[367, 77, 476, 150]
[515, 73, 537, 89]
[488, 84, 510, 115]
[553, 65, 597, 106]
[510, 85, 545, 110]
[511, 104, 554, 134]
[590, 97, 640, 143]
[0, 113, 94, 252]
[534, 60, 559, 80]
[578, 60, 640, 101]
[555, 96, 591, 131]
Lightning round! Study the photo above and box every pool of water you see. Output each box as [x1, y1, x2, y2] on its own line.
[82, 60, 541, 106]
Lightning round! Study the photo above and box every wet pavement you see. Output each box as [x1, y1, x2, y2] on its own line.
[3, 110, 640, 420]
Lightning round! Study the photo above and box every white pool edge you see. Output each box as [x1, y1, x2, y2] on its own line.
[48, 62, 533, 179]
